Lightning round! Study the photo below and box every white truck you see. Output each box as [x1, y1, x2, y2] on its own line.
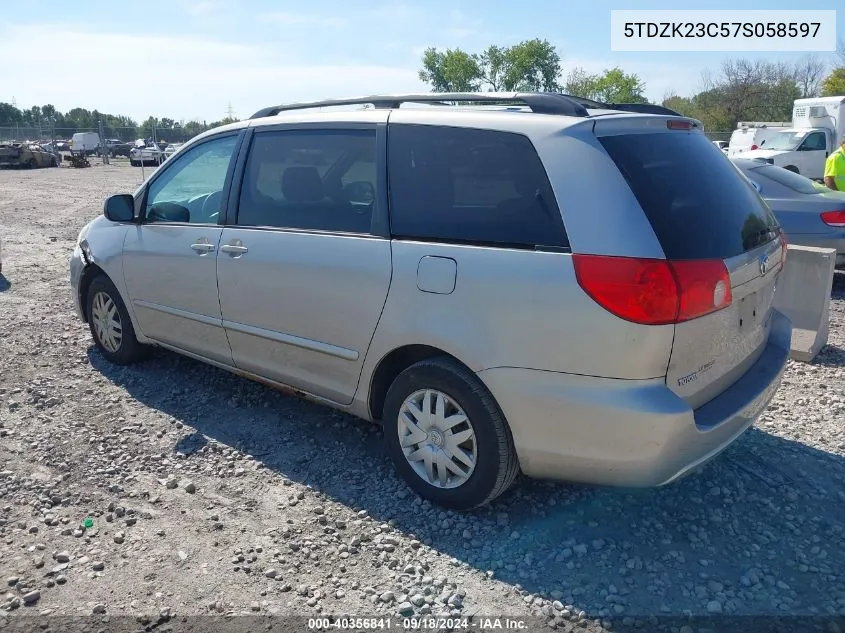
[70, 132, 101, 156]
[727, 122, 791, 156]
[735, 96, 845, 180]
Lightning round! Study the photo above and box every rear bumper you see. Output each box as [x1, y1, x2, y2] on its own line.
[477, 309, 791, 487]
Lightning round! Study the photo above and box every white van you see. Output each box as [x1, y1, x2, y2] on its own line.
[735, 97, 845, 180]
[727, 123, 790, 157]
[70, 132, 100, 156]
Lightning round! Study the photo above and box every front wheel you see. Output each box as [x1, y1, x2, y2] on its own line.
[85, 274, 148, 365]
[383, 357, 519, 510]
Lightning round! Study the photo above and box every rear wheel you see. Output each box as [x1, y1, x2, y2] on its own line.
[383, 357, 519, 510]
[86, 274, 148, 365]
[27, 158, 37, 169]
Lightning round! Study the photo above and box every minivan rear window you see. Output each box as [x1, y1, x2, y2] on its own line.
[598, 132, 780, 260]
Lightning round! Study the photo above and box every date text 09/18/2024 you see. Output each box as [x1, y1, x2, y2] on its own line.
[307, 617, 529, 630]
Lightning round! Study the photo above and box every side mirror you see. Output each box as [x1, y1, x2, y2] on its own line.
[103, 194, 135, 222]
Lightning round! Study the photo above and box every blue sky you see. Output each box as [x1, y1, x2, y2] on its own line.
[1, 0, 841, 123]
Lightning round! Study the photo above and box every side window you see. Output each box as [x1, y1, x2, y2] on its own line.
[144, 135, 238, 224]
[800, 132, 826, 151]
[236, 129, 377, 234]
[387, 124, 568, 248]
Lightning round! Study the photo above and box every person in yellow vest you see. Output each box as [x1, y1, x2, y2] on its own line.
[823, 136, 845, 191]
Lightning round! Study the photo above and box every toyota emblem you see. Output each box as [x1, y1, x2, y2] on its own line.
[759, 254, 769, 276]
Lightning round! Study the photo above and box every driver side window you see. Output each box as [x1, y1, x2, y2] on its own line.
[144, 134, 238, 224]
[800, 132, 826, 152]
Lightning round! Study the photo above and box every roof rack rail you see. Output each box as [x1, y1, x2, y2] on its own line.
[250, 92, 591, 119]
[603, 103, 683, 116]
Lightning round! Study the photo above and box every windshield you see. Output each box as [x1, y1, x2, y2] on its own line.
[764, 131, 807, 151]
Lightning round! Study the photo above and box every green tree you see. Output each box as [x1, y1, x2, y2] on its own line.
[494, 39, 562, 92]
[419, 39, 563, 93]
[418, 47, 481, 92]
[565, 67, 647, 103]
[821, 67, 845, 96]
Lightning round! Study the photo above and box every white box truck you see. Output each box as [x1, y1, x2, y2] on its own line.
[727, 122, 791, 156]
[70, 132, 100, 156]
[735, 96, 845, 180]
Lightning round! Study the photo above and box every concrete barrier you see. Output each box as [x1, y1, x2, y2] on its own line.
[772, 245, 836, 362]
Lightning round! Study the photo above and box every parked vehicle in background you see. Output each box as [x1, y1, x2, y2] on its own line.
[70, 92, 791, 510]
[163, 143, 183, 160]
[736, 97, 845, 179]
[39, 142, 63, 164]
[129, 141, 164, 167]
[712, 140, 728, 153]
[70, 132, 101, 156]
[98, 139, 132, 158]
[733, 157, 845, 269]
[727, 122, 790, 157]
[55, 140, 70, 151]
[0, 142, 59, 168]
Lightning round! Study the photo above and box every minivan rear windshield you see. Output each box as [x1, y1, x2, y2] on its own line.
[598, 131, 780, 260]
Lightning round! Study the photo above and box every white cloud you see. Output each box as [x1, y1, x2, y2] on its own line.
[261, 11, 348, 28]
[0, 25, 424, 123]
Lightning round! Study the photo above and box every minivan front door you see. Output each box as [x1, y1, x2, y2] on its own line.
[122, 133, 241, 365]
[216, 125, 392, 404]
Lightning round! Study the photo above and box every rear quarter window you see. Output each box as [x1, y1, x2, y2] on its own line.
[598, 131, 780, 260]
[387, 124, 569, 248]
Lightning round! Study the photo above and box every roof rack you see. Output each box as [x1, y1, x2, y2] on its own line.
[250, 92, 591, 119]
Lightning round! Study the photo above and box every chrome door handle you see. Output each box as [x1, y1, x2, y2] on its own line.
[190, 242, 215, 253]
[220, 244, 248, 255]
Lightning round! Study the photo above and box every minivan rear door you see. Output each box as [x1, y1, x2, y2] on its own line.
[597, 122, 785, 409]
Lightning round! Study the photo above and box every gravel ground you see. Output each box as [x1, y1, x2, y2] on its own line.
[1, 162, 845, 632]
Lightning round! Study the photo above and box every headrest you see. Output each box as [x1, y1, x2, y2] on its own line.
[282, 166, 324, 203]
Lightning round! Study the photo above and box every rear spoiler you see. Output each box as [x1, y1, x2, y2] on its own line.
[604, 103, 684, 117]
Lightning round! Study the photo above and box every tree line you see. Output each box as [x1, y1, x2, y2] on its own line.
[419, 38, 845, 131]
[2, 39, 843, 141]
[0, 102, 238, 142]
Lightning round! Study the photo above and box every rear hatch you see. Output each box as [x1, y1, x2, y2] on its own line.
[596, 123, 785, 409]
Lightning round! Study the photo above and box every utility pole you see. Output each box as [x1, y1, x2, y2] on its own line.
[226, 102, 236, 120]
[98, 120, 109, 165]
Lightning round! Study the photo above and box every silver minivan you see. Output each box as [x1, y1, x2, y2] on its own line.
[70, 93, 791, 509]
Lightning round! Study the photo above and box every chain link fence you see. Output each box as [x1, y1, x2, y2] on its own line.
[0, 126, 196, 144]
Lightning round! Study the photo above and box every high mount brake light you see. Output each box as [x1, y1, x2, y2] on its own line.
[572, 255, 732, 326]
[666, 120, 694, 130]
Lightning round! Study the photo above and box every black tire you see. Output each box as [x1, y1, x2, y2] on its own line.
[784, 165, 799, 174]
[27, 158, 37, 169]
[382, 357, 519, 510]
[85, 274, 148, 365]
[129, 159, 138, 167]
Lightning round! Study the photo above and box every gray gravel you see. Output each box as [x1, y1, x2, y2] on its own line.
[1, 163, 845, 630]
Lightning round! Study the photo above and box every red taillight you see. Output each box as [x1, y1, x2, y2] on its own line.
[667, 119, 694, 130]
[572, 255, 732, 326]
[750, 144, 759, 150]
[820, 211, 845, 227]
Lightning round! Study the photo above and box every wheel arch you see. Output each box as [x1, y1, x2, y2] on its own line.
[367, 344, 477, 423]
